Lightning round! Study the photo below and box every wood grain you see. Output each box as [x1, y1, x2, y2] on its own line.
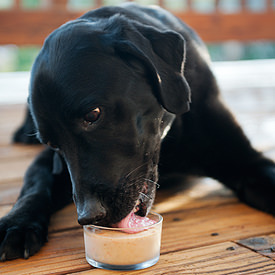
[73, 242, 275, 275]
[0, 229, 90, 275]
[0, 179, 22, 205]
[0, 144, 43, 160]
[0, 156, 37, 184]
[0, 4, 275, 45]
[0, 77, 275, 274]
[161, 204, 275, 253]
[0, 104, 26, 145]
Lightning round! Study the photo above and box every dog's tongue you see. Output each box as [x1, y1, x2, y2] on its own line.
[113, 210, 155, 233]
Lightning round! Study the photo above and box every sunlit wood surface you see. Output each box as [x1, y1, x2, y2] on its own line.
[0, 63, 275, 273]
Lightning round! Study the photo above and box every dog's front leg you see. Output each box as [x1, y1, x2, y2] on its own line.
[0, 148, 72, 261]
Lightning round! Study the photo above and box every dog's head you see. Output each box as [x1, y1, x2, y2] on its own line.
[29, 14, 190, 226]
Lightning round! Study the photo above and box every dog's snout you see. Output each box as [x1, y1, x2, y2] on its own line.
[77, 196, 107, 225]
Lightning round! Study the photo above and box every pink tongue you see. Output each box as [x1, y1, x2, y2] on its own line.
[113, 210, 155, 233]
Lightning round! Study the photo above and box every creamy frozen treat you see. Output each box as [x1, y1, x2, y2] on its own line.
[83, 212, 162, 270]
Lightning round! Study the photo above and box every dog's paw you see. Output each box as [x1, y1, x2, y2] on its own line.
[238, 164, 275, 215]
[0, 216, 48, 261]
[12, 126, 40, 144]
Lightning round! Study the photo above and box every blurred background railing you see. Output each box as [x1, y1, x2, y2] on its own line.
[0, 0, 275, 71]
[1, 0, 275, 45]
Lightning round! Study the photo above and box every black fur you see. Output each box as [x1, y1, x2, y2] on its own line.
[1, 3, 274, 261]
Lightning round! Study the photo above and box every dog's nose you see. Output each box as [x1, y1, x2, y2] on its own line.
[77, 197, 107, 225]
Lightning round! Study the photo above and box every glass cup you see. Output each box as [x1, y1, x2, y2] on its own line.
[83, 212, 163, 271]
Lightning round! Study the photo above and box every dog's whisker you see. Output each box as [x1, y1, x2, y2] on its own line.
[125, 163, 149, 179]
[126, 180, 141, 188]
[26, 132, 39, 137]
[126, 173, 145, 182]
[139, 192, 152, 200]
[129, 174, 147, 183]
[127, 178, 146, 189]
[144, 178, 160, 189]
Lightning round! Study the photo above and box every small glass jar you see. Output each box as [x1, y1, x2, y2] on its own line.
[83, 212, 163, 271]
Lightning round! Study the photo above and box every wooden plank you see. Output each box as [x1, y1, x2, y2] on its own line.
[0, 155, 36, 184]
[0, 10, 83, 45]
[1, 177, 274, 248]
[0, 176, 237, 232]
[0, 229, 90, 275]
[175, 12, 275, 42]
[0, 10, 275, 45]
[115, 242, 275, 275]
[0, 77, 274, 274]
[0, 105, 43, 186]
[1, 229, 275, 275]
[0, 144, 43, 161]
[0, 104, 26, 145]
[30, 178, 236, 234]
[238, 234, 275, 260]
[33, 196, 275, 252]
[0, 179, 22, 205]
[154, 177, 237, 213]
[98, 242, 275, 275]
[1, 182, 273, 269]
[0, 105, 25, 121]
[49, 204, 79, 233]
[160, 203, 275, 254]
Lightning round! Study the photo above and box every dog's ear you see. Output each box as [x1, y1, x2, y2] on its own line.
[52, 152, 63, 175]
[114, 26, 191, 114]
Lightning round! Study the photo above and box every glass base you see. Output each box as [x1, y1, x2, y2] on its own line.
[86, 255, 159, 271]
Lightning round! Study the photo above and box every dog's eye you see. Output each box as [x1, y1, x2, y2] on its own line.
[84, 107, 101, 124]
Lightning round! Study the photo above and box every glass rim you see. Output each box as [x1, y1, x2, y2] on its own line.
[83, 211, 163, 232]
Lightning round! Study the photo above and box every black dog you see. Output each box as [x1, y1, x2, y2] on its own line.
[1, 3, 275, 261]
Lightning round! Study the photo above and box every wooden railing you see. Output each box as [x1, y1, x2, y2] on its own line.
[0, 0, 275, 45]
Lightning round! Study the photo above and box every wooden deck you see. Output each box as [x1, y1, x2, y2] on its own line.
[0, 66, 275, 273]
